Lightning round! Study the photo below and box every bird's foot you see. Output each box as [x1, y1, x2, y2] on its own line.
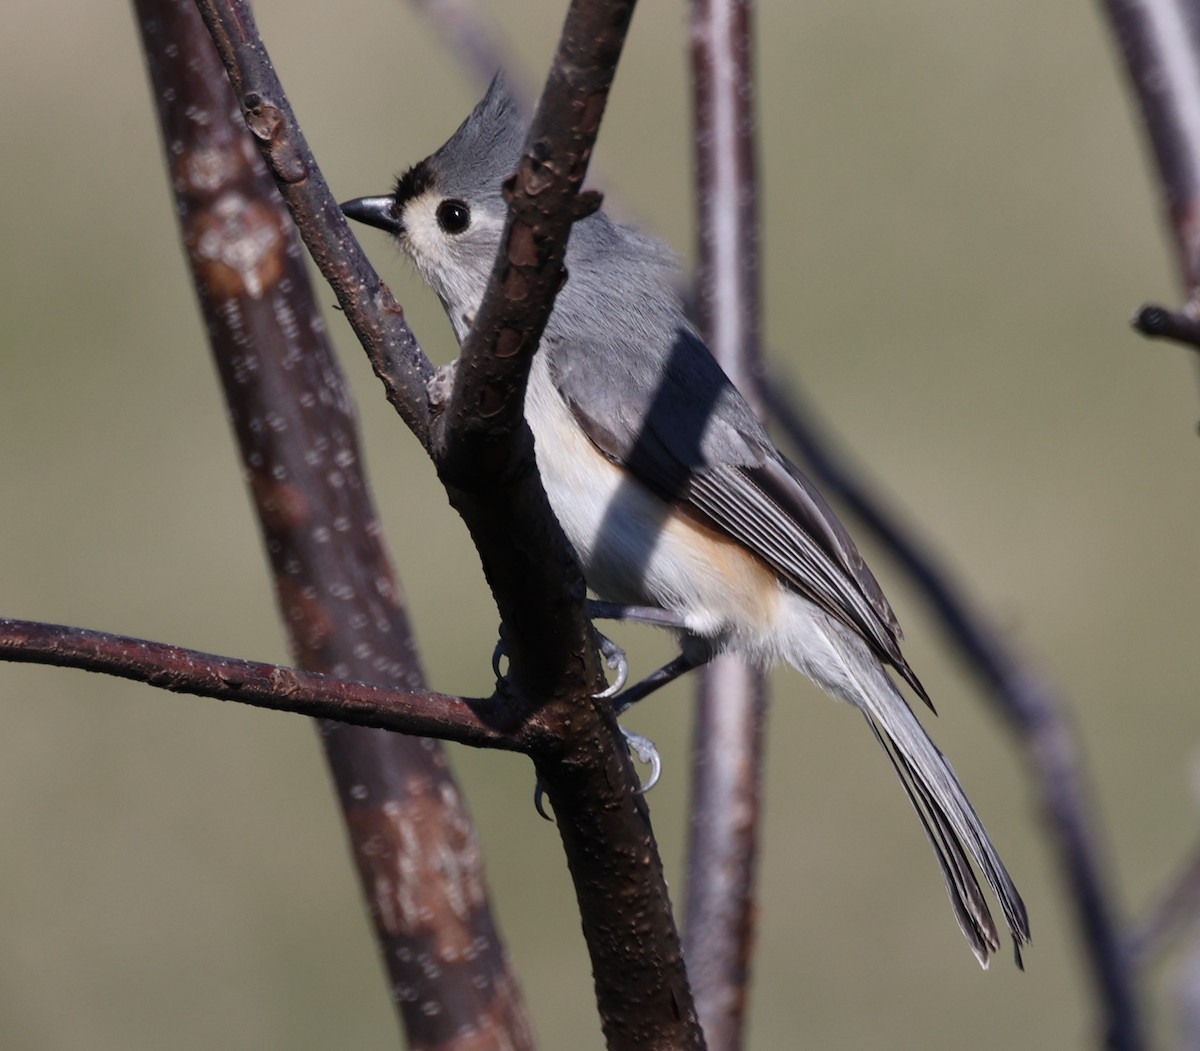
[533, 724, 662, 820]
[591, 628, 629, 699]
[493, 624, 628, 699]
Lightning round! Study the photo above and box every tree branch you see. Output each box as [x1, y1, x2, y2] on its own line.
[1101, 0, 1200, 356]
[1097, 0, 1200, 1042]
[1130, 834, 1200, 963]
[0, 618, 521, 748]
[682, 3, 766, 1048]
[1100, 0, 1200, 297]
[137, 2, 535, 1044]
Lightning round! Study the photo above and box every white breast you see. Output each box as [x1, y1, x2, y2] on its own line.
[523, 351, 786, 654]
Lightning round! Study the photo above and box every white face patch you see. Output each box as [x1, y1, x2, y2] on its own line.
[398, 191, 507, 343]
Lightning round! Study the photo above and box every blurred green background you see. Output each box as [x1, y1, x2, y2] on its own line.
[1, 0, 1197, 1047]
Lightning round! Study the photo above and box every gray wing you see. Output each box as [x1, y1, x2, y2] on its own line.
[547, 323, 930, 704]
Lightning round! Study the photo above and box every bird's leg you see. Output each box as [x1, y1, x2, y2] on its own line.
[612, 650, 709, 714]
[587, 598, 708, 709]
[588, 600, 692, 630]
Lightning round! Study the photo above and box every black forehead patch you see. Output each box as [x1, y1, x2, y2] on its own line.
[393, 160, 436, 209]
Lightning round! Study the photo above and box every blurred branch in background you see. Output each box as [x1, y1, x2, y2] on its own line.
[683, 2, 767, 1049]
[1102, 0, 1200, 352]
[408, 0, 520, 97]
[1130, 834, 1200, 963]
[133, 2, 534, 1047]
[1100, 0, 1200, 1042]
[760, 379, 1145, 1049]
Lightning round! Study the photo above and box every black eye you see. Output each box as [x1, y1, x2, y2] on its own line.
[436, 199, 471, 235]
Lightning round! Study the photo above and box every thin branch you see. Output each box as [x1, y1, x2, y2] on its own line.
[762, 379, 1145, 1050]
[1098, 0, 1200, 1040]
[1130, 835, 1200, 963]
[193, 0, 435, 443]
[682, 2, 766, 1049]
[137, 2, 535, 1044]
[0, 618, 521, 748]
[1174, 932, 1200, 1049]
[1100, 0, 1200, 297]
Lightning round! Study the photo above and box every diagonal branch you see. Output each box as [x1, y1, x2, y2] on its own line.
[193, 0, 435, 442]
[762, 379, 1144, 1050]
[426, 0, 632, 707]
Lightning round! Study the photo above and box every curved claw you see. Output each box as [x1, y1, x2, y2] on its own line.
[592, 630, 629, 700]
[530, 728, 660, 819]
[533, 781, 553, 821]
[491, 633, 507, 681]
[621, 728, 662, 792]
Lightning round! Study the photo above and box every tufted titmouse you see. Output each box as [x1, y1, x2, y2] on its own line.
[341, 76, 1029, 967]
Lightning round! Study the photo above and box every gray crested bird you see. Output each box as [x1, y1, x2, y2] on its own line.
[341, 75, 1030, 967]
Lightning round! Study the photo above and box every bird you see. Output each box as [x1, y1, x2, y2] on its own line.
[340, 74, 1030, 968]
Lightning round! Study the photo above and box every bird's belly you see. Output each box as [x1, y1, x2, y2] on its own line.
[524, 354, 782, 644]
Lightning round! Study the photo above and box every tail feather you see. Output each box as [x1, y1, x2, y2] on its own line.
[825, 626, 1031, 966]
[865, 716, 999, 967]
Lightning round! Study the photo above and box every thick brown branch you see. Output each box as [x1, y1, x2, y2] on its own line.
[428, 0, 632, 704]
[138, 2, 535, 1045]
[422, 3, 704, 1045]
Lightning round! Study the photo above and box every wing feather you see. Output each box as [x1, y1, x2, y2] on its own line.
[547, 323, 929, 704]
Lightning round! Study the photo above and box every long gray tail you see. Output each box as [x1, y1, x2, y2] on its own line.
[827, 629, 1030, 967]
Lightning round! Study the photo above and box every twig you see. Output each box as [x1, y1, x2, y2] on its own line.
[135, 2, 534, 1044]
[1132, 302, 1200, 351]
[682, 3, 766, 1048]
[0, 618, 519, 747]
[762, 379, 1145, 1050]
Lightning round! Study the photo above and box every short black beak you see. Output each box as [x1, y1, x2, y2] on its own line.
[340, 195, 402, 235]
